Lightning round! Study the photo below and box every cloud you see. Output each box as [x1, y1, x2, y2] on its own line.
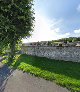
[74, 29, 80, 34]
[60, 32, 70, 37]
[72, 29, 80, 37]
[77, 4, 80, 12]
[23, 13, 70, 43]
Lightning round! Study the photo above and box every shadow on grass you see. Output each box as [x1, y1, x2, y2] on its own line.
[0, 64, 14, 92]
[14, 54, 80, 80]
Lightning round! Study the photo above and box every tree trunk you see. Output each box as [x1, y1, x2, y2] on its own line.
[8, 39, 16, 63]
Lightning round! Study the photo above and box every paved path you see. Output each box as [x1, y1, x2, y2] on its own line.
[0, 57, 70, 92]
[0, 65, 13, 92]
[3, 70, 70, 92]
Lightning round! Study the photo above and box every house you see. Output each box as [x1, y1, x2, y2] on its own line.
[76, 41, 80, 46]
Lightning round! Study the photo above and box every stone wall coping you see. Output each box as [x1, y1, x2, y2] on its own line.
[23, 45, 80, 48]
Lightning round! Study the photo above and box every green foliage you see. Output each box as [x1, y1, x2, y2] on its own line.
[47, 41, 52, 46]
[0, 0, 34, 62]
[8, 54, 80, 92]
[0, 0, 34, 42]
[52, 37, 80, 43]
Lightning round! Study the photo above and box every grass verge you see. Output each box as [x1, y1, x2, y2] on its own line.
[2, 54, 80, 92]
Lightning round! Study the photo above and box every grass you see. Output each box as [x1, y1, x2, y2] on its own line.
[3, 54, 80, 92]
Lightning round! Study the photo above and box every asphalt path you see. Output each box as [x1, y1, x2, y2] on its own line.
[4, 70, 69, 92]
[0, 57, 70, 92]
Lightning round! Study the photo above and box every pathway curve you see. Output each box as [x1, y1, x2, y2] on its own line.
[4, 70, 70, 92]
[0, 57, 70, 92]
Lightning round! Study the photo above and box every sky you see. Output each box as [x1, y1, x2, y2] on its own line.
[23, 0, 80, 43]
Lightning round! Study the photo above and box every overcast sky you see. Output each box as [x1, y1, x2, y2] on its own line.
[23, 0, 80, 43]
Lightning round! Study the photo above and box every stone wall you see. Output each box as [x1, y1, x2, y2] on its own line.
[21, 46, 80, 62]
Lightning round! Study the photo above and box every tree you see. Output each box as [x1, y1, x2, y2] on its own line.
[0, 0, 34, 62]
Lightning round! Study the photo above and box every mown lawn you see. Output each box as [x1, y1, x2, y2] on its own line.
[3, 54, 80, 92]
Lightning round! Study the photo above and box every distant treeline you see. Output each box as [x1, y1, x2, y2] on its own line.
[25, 37, 80, 46]
[52, 37, 80, 43]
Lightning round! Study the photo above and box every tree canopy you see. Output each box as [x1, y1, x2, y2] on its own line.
[0, 0, 34, 62]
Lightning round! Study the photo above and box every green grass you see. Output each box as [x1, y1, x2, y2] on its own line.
[3, 54, 80, 92]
